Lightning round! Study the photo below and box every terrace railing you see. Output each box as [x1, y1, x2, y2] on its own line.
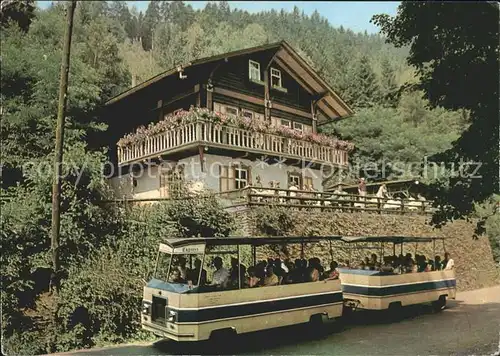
[241, 186, 434, 215]
[117, 120, 348, 166]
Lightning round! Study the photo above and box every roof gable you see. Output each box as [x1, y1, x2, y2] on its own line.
[105, 41, 354, 122]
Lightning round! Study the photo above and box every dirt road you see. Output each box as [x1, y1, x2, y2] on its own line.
[71, 285, 500, 355]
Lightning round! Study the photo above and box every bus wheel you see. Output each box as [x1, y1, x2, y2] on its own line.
[209, 328, 237, 346]
[387, 302, 403, 322]
[342, 305, 355, 320]
[432, 296, 447, 312]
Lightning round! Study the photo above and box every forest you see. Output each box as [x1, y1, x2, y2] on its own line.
[1, 1, 498, 354]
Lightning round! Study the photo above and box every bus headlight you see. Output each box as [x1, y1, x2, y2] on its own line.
[167, 309, 177, 322]
[142, 301, 151, 315]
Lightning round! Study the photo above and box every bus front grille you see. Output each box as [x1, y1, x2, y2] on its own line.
[151, 296, 167, 323]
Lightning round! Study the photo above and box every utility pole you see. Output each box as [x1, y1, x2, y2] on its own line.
[50, 0, 76, 292]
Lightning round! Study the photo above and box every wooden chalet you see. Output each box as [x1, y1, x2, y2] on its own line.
[102, 41, 354, 200]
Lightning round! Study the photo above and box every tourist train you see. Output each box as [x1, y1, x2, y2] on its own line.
[141, 235, 456, 342]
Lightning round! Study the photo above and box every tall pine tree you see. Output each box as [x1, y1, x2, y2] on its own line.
[380, 58, 399, 107]
[350, 55, 381, 108]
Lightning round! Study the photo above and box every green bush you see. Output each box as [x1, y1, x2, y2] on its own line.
[254, 205, 297, 236]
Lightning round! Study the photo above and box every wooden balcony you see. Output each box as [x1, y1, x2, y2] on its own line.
[117, 120, 348, 166]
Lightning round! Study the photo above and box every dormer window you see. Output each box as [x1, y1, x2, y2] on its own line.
[271, 68, 282, 88]
[249, 60, 261, 82]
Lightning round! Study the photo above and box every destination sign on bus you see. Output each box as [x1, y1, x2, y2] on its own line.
[158, 243, 205, 255]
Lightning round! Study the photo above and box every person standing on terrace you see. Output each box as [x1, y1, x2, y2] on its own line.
[358, 178, 367, 198]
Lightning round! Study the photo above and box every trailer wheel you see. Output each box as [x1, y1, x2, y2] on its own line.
[310, 313, 328, 326]
[432, 295, 447, 312]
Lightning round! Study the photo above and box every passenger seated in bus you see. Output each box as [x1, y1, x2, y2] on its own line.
[417, 254, 428, 272]
[246, 266, 260, 288]
[188, 258, 207, 285]
[284, 259, 305, 284]
[169, 269, 183, 283]
[324, 261, 339, 280]
[362, 256, 370, 270]
[406, 259, 417, 273]
[177, 256, 188, 281]
[284, 260, 295, 275]
[359, 261, 367, 270]
[229, 257, 247, 288]
[255, 260, 267, 281]
[305, 259, 321, 282]
[425, 259, 434, 272]
[368, 253, 378, 270]
[380, 257, 394, 273]
[168, 257, 187, 283]
[211, 256, 230, 288]
[263, 265, 279, 286]
[272, 258, 286, 283]
[443, 252, 455, 270]
[281, 258, 290, 273]
[311, 257, 325, 276]
[434, 255, 443, 271]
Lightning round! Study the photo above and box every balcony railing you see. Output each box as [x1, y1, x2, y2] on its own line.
[117, 120, 348, 166]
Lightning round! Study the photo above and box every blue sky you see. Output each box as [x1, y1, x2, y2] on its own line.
[37, 1, 399, 34]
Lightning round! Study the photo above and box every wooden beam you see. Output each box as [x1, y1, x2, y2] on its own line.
[311, 100, 317, 133]
[212, 87, 312, 119]
[157, 99, 163, 120]
[213, 87, 265, 105]
[314, 91, 329, 103]
[280, 42, 354, 116]
[264, 68, 270, 120]
[272, 102, 312, 119]
[318, 99, 341, 119]
[195, 84, 201, 107]
[274, 57, 315, 94]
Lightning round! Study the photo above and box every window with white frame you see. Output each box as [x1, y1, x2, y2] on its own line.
[289, 172, 302, 188]
[249, 60, 261, 82]
[254, 112, 265, 121]
[220, 165, 250, 191]
[293, 122, 303, 132]
[225, 105, 238, 116]
[242, 109, 253, 119]
[280, 119, 291, 128]
[234, 166, 249, 189]
[213, 102, 222, 113]
[271, 68, 282, 88]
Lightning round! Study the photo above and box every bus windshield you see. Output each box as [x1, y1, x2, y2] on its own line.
[154, 252, 205, 286]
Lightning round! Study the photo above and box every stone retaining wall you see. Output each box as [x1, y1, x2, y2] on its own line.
[234, 208, 499, 291]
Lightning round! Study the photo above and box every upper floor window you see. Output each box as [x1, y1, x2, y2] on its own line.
[271, 68, 282, 88]
[242, 109, 253, 119]
[249, 60, 261, 82]
[225, 105, 238, 116]
[293, 122, 303, 132]
[280, 119, 291, 128]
